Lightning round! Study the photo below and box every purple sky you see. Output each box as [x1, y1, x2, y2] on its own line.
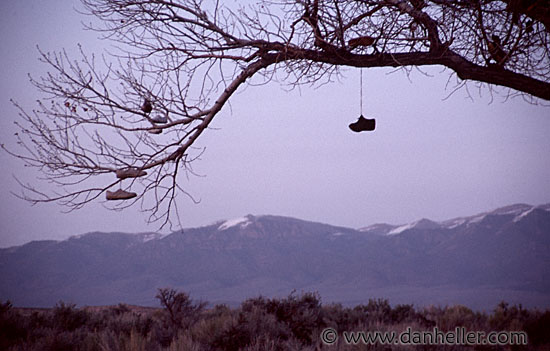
[1, 0, 549, 247]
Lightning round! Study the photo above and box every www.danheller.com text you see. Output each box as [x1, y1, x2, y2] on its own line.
[320, 327, 528, 346]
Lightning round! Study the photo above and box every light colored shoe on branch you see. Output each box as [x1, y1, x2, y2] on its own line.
[151, 113, 168, 124]
[106, 189, 137, 200]
[115, 168, 147, 179]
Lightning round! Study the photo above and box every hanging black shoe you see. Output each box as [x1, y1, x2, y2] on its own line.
[141, 99, 153, 114]
[349, 115, 375, 132]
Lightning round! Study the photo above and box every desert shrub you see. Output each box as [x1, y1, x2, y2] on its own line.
[523, 311, 550, 346]
[322, 303, 360, 332]
[489, 302, 531, 331]
[240, 292, 324, 345]
[168, 332, 204, 351]
[429, 305, 487, 331]
[189, 306, 242, 350]
[156, 288, 206, 330]
[4, 292, 550, 351]
[207, 292, 324, 351]
[242, 335, 280, 351]
[211, 320, 251, 351]
[26, 328, 99, 351]
[51, 302, 91, 332]
[0, 301, 28, 350]
[153, 288, 207, 347]
[239, 304, 291, 346]
[243, 335, 315, 351]
[96, 306, 154, 339]
[3, 301, 161, 351]
[98, 328, 158, 351]
[119, 329, 154, 351]
[151, 319, 175, 349]
[111, 303, 131, 315]
[353, 298, 393, 325]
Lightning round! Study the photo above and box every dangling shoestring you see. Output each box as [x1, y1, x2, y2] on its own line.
[360, 68, 363, 117]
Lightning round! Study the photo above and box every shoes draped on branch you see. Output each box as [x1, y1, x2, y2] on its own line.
[106, 168, 146, 200]
[106, 189, 137, 200]
[115, 168, 147, 179]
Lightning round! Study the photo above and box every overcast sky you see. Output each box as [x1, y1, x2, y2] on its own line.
[1, 0, 549, 248]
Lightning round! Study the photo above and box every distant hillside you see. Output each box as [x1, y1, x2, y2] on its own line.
[1, 204, 549, 309]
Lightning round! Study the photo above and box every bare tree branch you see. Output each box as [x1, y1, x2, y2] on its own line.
[5, 0, 549, 227]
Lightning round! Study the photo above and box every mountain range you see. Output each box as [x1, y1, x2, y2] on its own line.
[1, 203, 549, 310]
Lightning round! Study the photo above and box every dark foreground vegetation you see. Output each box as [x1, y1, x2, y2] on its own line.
[1, 289, 549, 350]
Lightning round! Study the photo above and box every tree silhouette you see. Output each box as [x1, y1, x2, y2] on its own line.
[4, 0, 549, 227]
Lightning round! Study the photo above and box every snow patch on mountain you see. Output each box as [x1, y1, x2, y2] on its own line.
[468, 214, 486, 224]
[513, 207, 535, 222]
[138, 232, 164, 242]
[387, 219, 440, 235]
[358, 203, 549, 236]
[492, 203, 533, 216]
[70, 233, 86, 240]
[358, 223, 396, 235]
[218, 216, 252, 231]
[387, 222, 416, 235]
[442, 218, 467, 229]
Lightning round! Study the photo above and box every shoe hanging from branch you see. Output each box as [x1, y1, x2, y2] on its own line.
[115, 168, 147, 179]
[349, 68, 376, 133]
[141, 98, 153, 114]
[106, 189, 137, 201]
